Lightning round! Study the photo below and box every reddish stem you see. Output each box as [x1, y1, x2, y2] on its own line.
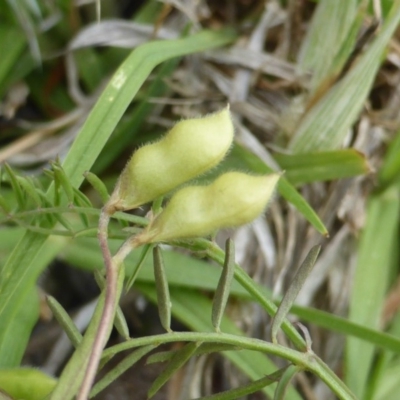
[77, 209, 117, 400]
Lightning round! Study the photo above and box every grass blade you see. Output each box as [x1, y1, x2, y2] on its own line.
[0, 368, 56, 400]
[346, 185, 400, 397]
[275, 149, 371, 186]
[0, 23, 26, 98]
[298, 0, 359, 92]
[0, 236, 66, 367]
[290, 1, 400, 153]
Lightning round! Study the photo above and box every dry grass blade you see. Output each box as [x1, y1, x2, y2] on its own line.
[289, 1, 400, 153]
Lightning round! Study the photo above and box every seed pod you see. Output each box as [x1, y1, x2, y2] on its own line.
[136, 172, 280, 244]
[107, 107, 234, 213]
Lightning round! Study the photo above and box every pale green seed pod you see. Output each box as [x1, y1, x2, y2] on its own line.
[136, 172, 280, 244]
[107, 107, 234, 212]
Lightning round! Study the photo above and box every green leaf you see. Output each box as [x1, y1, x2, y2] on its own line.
[0, 236, 66, 367]
[275, 149, 371, 186]
[291, 305, 400, 354]
[212, 239, 235, 332]
[346, 185, 400, 398]
[3, 164, 24, 210]
[373, 358, 400, 400]
[52, 162, 75, 205]
[83, 171, 110, 204]
[273, 365, 301, 400]
[16, 176, 42, 207]
[153, 246, 172, 332]
[0, 287, 39, 368]
[90, 345, 155, 398]
[46, 295, 82, 348]
[148, 342, 200, 399]
[271, 246, 320, 343]
[0, 368, 56, 400]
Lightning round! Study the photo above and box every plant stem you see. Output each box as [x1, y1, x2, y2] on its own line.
[102, 331, 356, 400]
[77, 209, 116, 400]
[77, 209, 141, 399]
[1, 205, 149, 226]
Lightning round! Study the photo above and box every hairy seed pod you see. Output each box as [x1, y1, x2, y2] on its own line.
[136, 172, 280, 244]
[107, 107, 234, 212]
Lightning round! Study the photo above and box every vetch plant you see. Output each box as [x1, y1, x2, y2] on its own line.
[38, 107, 358, 400]
[75, 107, 282, 399]
[78, 109, 235, 398]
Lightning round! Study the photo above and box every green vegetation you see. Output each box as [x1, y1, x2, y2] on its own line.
[1, 1, 400, 399]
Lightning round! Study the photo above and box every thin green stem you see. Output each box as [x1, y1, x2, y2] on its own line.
[0, 206, 148, 226]
[102, 331, 356, 400]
